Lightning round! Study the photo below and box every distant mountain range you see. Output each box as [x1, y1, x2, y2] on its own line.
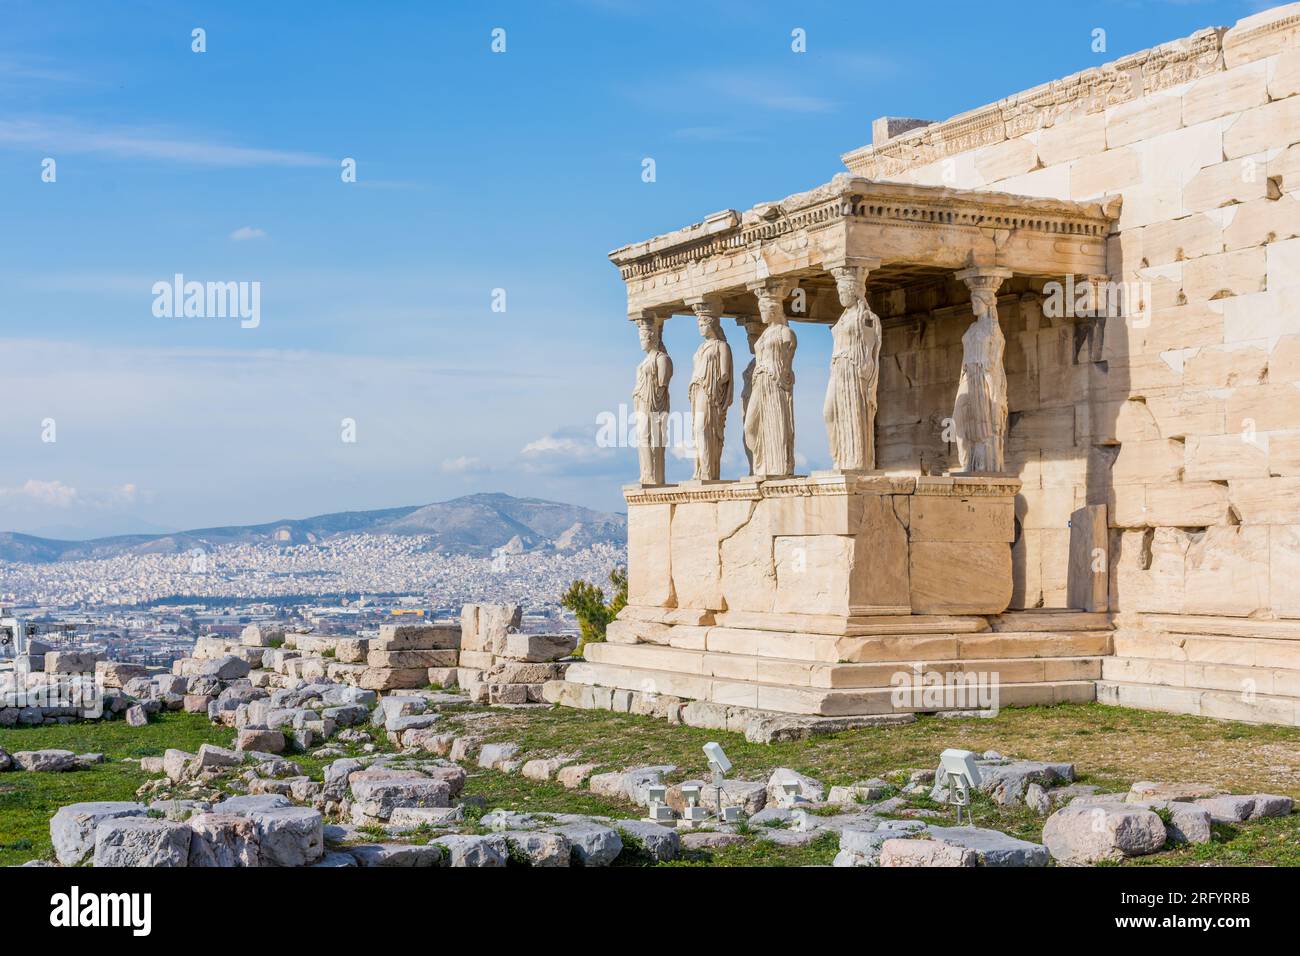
[0, 493, 628, 563]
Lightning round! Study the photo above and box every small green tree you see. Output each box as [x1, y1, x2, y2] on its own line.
[562, 566, 628, 656]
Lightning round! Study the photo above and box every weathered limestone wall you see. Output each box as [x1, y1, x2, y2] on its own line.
[844, 4, 1300, 723]
[868, 276, 1084, 610]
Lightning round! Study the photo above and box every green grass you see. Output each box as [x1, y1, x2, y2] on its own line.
[663, 829, 842, 867]
[0, 712, 234, 866]
[3, 702, 1298, 867]
[444, 701, 1300, 797]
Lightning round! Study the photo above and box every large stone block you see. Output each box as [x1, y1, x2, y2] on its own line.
[772, 535, 855, 617]
[1105, 92, 1182, 150]
[1223, 95, 1300, 159]
[909, 541, 1012, 614]
[1223, 4, 1300, 69]
[1183, 59, 1270, 126]
[1185, 434, 1269, 480]
[1182, 247, 1266, 302]
[358, 667, 430, 691]
[501, 633, 577, 662]
[374, 623, 460, 650]
[1067, 505, 1108, 612]
[187, 813, 261, 867]
[669, 499, 724, 610]
[45, 651, 98, 674]
[1183, 158, 1271, 214]
[719, 500, 773, 614]
[249, 807, 323, 867]
[627, 503, 675, 608]
[1223, 193, 1300, 250]
[366, 649, 458, 669]
[1036, 112, 1106, 167]
[1183, 526, 1270, 617]
[51, 801, 149, 866]
[93, 818, 191, 867]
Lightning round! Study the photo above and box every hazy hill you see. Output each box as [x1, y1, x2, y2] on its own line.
[0, 493, 626, 563]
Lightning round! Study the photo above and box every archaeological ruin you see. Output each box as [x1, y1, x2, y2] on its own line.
[545, 4, 1300, 728]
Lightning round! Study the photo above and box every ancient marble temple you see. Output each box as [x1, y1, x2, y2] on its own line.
[543, 4, 1300, 727]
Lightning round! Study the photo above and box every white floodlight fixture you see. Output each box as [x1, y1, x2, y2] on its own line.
[939, 748, 982, 825]
[644, 784, 675, 824]
[703, 742, 736, 821]
[679, 782, 710, 826]
[703, 741, 731, 776]
[780, 779, 802, 807]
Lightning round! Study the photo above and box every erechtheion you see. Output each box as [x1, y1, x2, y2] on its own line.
[545, 4, 1300, 727]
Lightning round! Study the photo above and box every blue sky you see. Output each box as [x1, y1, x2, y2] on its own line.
[0, 0, 1270, 537]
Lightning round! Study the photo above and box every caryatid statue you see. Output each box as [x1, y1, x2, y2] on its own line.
[824, 262, 882, 472]
[687, 299, 733, 481]
[742, 279, 796, 478]
[736, 316, 763, 473]
[632, 315, 672, 485]
[951, 268, 1012, 473]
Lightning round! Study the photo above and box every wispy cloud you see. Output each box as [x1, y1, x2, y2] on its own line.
[671, 126, 761, 144]
[441, 455, 488, 474]
[701, 69, 836, 113]
[230, 226, 267, 241]
[0, 57, 80, 85]
[0, 479, 148, 512]
[0, 117, 333, 167]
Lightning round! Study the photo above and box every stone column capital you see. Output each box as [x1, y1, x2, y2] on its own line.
[954, 266, 1014, 292]
[746, 276, 790, 298]
[684, 295, 724, 319]
[825, 255, 881, 278]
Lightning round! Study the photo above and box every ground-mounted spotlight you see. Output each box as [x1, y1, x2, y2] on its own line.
[939, 748, 982, 826]
[679, 782, 709, 826]
[644, 783, 675, 824]
[703, 741, 742, 823]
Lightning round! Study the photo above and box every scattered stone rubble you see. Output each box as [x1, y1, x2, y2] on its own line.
[16, 612, 1296, 868]
[457, 603, 577, 705]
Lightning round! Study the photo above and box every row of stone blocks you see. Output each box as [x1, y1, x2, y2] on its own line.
[559, 609, 1112, 717]
[1098, 614, 1300, 726]
[456, 603, 578, 704]
[188, 623, 461, 692]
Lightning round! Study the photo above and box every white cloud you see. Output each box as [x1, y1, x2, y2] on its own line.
[0, 117, 333, 167]
[230, 226, 267, 241]
[0, 479, 81, 508]
[441, 456, 485, 473]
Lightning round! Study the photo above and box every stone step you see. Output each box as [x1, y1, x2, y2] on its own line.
[702, 627, 1112, 664]
[566, 660, 1096, 717]
[1139, 614, 1300, 642]
[1097, 680, 1300, 727]
[1101, 655, 1300, 698]
[988, 610, 1113, 632]
[1111, 631, 1300, 670]
[611, 617, 1113, 664]
[715, 610, 991, 636]
[585, 640, 1103, 689]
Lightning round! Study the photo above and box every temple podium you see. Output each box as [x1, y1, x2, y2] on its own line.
[551, 473, 1107, 717]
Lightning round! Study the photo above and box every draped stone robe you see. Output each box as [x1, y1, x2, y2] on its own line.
[743, 324, 796, 477]
[634, 347, 672, 484]
[689, 336, 733, 481]
[952, 312, 1007, 473]
[823, 299, 881, 471]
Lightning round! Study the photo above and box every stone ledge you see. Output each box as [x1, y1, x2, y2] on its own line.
[540, 679, 915, 743]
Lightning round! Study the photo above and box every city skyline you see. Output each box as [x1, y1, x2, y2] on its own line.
[0, 0, 1266, 538]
